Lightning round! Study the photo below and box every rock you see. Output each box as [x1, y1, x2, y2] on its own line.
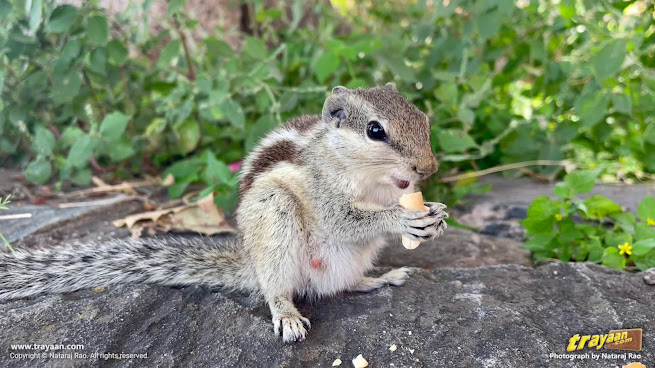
[644, 268, 655, 285]
[0, 263, 652, 367]
[379, 227, 532, 269]
[2, 196, 136, 245]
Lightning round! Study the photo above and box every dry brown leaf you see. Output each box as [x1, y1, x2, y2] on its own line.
[113, 193, 235, 238]
[161, 173, 175, 187]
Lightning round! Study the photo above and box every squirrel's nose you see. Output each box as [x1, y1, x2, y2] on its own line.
[412, 158, 439, 178]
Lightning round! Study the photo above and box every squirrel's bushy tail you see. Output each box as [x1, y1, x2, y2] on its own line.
[0, 236, 255, 302]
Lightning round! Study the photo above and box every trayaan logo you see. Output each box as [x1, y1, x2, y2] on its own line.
[567, 328, 642, 352]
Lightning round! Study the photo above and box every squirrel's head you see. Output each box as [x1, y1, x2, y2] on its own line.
[321, 83, 438, 191]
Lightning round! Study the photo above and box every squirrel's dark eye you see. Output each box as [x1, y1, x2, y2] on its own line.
[367, 121, 386, 141]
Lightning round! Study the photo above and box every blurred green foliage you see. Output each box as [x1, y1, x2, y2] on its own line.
[0, 0, 654, 213]
[522, 169, 655, 271]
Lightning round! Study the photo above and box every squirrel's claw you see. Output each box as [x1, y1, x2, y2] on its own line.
[273, 314, 311, 343]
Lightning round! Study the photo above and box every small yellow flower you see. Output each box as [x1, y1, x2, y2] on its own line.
[555, 214, 563, 221]
[619, 157, 627, 163]
[648, 218, 655, 226]
[588, 163, 596, 169]
[618, 242, 632, 256]
[548, 123, 556, 131]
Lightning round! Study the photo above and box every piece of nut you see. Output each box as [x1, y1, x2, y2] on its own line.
[389, 344, 397, 352]
[399, 192, 429, 249]
[332, 358, 342, 366]
[352, 354, 369, 368]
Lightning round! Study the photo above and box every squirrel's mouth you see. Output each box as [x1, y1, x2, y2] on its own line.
[392, 177, 411, 189]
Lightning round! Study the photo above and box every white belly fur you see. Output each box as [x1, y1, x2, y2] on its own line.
[307, 235, 387, 297]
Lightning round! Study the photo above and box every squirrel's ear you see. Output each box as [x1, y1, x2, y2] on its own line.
[322, 91, 348, 128]
[332, 86, 350, 95]
[384, 82, 398, 92]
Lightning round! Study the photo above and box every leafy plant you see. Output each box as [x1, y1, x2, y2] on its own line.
[0, 195, 14, 252]
[0, 0, 653, 211]
[521, 169, 655, 270]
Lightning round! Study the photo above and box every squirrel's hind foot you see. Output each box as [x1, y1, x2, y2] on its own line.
[348, 267, 413, 292]
[269, 296, 311, 343]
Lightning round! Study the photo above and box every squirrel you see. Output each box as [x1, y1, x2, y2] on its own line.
[0, 83, 448, 342]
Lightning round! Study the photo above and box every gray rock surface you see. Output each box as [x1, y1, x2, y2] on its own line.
[1, 175, 653, 367]
[379, 227, 531, 269]
[0, 263, 652, 367]
[2, 196, 135, 244]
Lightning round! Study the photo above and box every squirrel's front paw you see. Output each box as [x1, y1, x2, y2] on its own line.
[398, 202, 448, 241]
[273, 313, 311, 343]
[425, 202, 448, 238]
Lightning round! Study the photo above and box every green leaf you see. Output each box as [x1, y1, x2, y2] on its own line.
[243, 37, 268, 59]
[167, 0, 187, 16]
[103, 140, 135, 162]
[376, 54, 416, 80]
[28, 0, 42, 31]
[636, 196, 655, 223]
[457, 108, 475, 125]
[553, 182, 572, 199]
[612, 0, 637, 11]
[205, 37, 234, 59]
[522, 233, 555, 252]
[591, 39, 628, 81]
[564, 169, 601, 194]
[67, 136, 94, 168]
[168, 176, 196, 199]
[584, 239, 604, 263]
[631, 239, 655, 256]
[158, 39, 181, 67]
[315, 51, 339, 83]
[107, 40, 129, 66]
[45, 5, 77, 34]
[604, 232, 632, 248]
[611, 212, 635, 234]
[475, 9, 502, 39]
[434, 82, 458, 107]
[602, 247, 626, 270]
[220, 99, 245, 130]
[99, 112, 130, 141]
[520, 196, 560, 234]
[87, 15, 109, 45]
[644, 123, 655, 145]
[574, 91, 610, 127]
[635, 223, 655, 242]
[70, 168, 92, 186]
[51, 72, 82, 103]
[165, 158, 203, 180]
[33, 126, 55, 155]
[583, 195, 622, 220]
[246, 114, 277, 152]
[611, 93, 632, 115]
[89, 48, 107, 74]
[633, 252, 655, 271]
[0, 1, 14, 22]
[559, 0, 575, 19]
[557, 218, 583, 243]
[25, 157, 52, 184]
[177, 119, 200, 154]
[436, 129, 478, 153]
[145, 118, 167, 138]
[203, 153, 232, 185]
[60, 126, 84, 148]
